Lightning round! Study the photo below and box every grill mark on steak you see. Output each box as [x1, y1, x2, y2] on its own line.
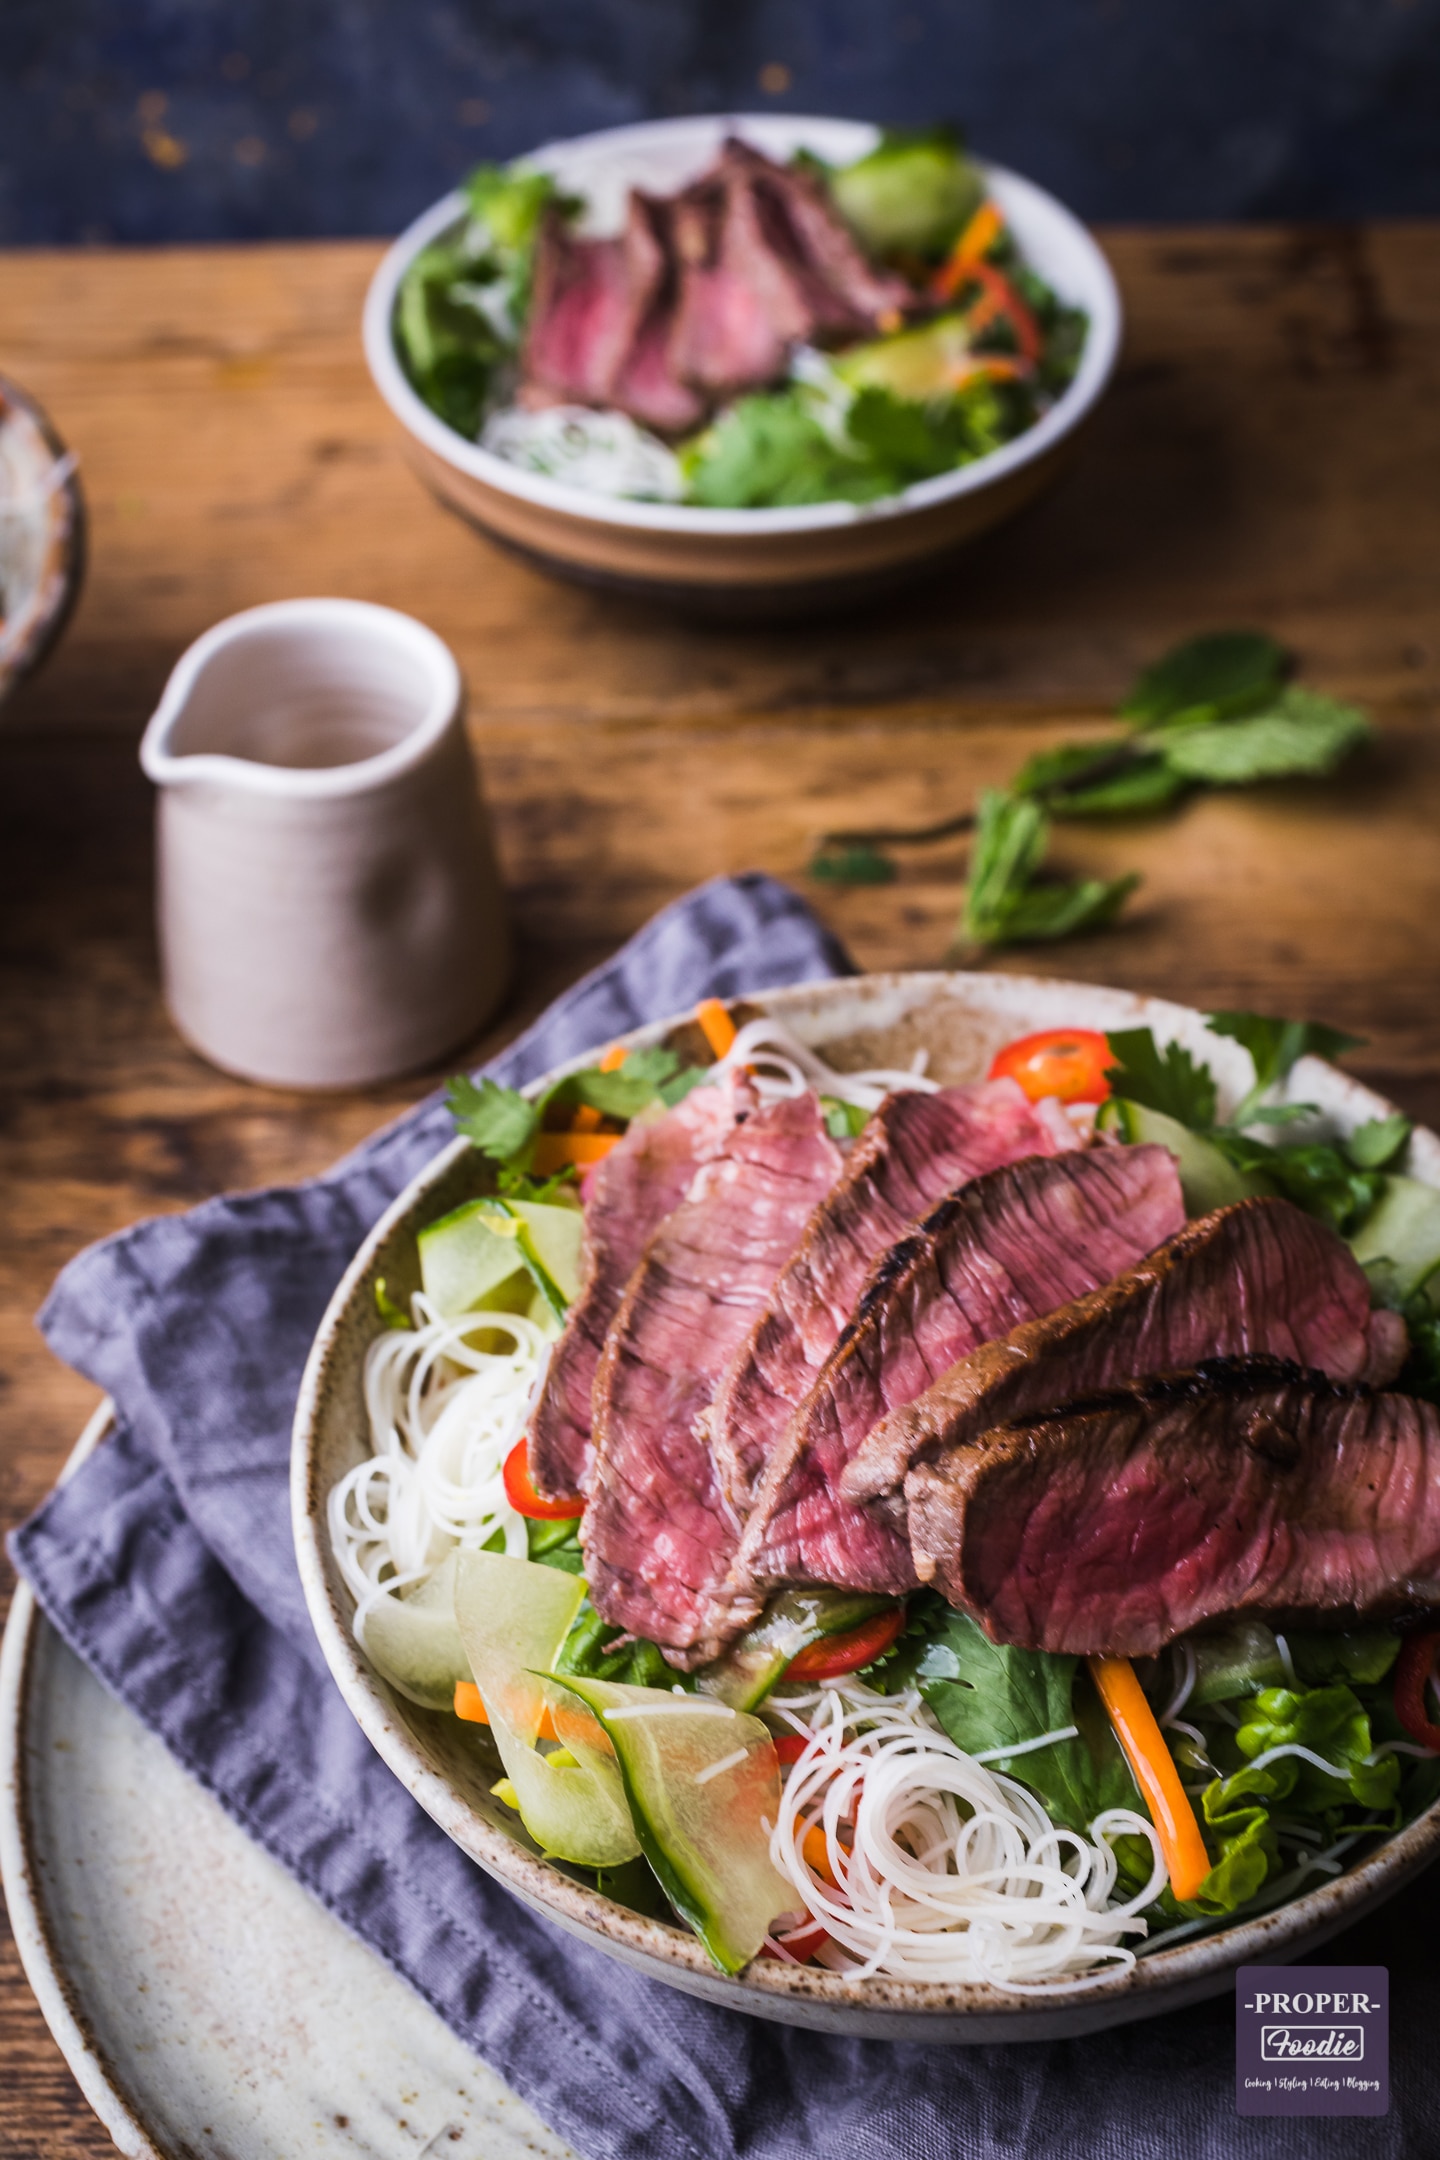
[732, 1142, 1187, 1602]
[708, 1079, 1071, 1515]
[527, 1077, 749, 1502]
[905, 1355, 1440, 1655]
[581, 1091, 845, 1665]
[841, 1195, 1407, 1508]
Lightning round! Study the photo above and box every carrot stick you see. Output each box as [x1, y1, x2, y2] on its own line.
[802, 1823, 844, 1886]
[1089, 1656, 1211, 1902]
[931, 199, 1005, 298]
[694, 997, 738, 1061]
[597, 1044, 629, 1072]
[455, 1680, 560, 1742]
[530, 1131, 622, 1175]
[454, 1681, 489, 1724]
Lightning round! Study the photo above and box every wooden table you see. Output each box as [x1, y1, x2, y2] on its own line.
[3, 222, 1438, 2151]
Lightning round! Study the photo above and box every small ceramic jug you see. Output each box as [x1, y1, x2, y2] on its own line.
[140, 598, 509, 1088]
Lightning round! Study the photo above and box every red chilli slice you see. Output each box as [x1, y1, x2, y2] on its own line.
[503, 1437, 585, 1520]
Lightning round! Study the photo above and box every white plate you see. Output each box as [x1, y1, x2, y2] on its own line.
[0, 1405, 579, 2160]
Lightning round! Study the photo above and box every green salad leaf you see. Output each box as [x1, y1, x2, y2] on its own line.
[1207, 1008, 1362, 1129]
[911, 1609, 1136, 1833]
[554, 1594, 696, 1693]
[1119, 631, 1289, 728]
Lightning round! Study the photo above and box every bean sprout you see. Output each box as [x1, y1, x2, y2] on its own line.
[767, 1678, 1166, 1991]
[327, 1291, 546, 1648]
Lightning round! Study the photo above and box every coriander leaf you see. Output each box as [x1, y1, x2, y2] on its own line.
[1261, 1142, 1384, 1236]
[1345, 1113, 1412, 1171]
[1207, 1009, 1362, 1130]
[1120, 631, 1288, 727]
[465, 162, 558, 252]
[845, 380, 1011, 481]
[447, 1075, 540, 1163]
[659, 1065, 710, 1107]
[1104, 1027, 1219, 1129]
[619, 1044, 681, 1090]
[684, 391, 883, 508]
[565, 1068, 661, 1120]
[808, 842, 898, 885]
[1158, 688, 1370, 784]
[917, 1609, 1135, 1832]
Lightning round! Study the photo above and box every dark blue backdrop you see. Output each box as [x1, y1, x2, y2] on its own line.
[3, 0, 1439, 246]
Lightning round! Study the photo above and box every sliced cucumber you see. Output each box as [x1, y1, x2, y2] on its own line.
[1096, 1097, 1271, 1216]
[453, 1551, 638, 1869]
[697, 1587, 896, 1711]
[1348, 1174, 1440, 1306]
[548, 1674, 791, 1975]
[419, 1195, 584, 1322]
[362, 1549, 471, 1710]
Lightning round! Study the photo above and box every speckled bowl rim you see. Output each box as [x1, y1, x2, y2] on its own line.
[0, 372, 86, 712]
[292, 971, 1440, 2039]
[361, 113, 1122, 541]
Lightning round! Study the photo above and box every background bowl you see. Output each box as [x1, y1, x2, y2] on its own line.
[0, 374, 85, 716]
[293, 970, 1440, 2042]
[362, 116, 1122, 616]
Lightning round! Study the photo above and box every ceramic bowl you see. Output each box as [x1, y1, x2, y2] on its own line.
[0, 374, 85, 714]
[292, 969, 1440, 2042]
[361, 116, 1122, 615]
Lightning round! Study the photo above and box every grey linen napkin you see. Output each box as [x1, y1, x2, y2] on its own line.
[10, 873, 1431, 2160]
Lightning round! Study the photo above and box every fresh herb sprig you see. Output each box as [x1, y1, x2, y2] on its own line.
[809, 631, 1372, 954]
[445, 1043, 707, 1190]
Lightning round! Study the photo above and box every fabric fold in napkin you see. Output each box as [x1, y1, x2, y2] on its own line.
[11, 872, 1431, 2160]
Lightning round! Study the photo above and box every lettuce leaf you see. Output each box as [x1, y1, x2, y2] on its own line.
[912, 1610, 1136, 1833]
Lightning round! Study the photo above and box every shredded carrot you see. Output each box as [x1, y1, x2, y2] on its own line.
[930, 199, 1005, 299]
[801, 1821, 852, 1888]
[454, 1681, 489, 1724]
[1088, 1656, 1211, 1903]
[570, 1104, 604, 1133]
[455, 1680, 561, 1741]
[530, 1130, 622, 1175]
[694, 997, 738, 1061]
[598, 1044, 629, 1073]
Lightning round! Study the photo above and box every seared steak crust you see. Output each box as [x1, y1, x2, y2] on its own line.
[709, 1079, 1069, 1514]
[842, 1196, 1409, 1508]
[907, 1356, 1440, 1654]
[581, 1091, 844, 1665]
[528, 1078, 747, 1502]
[733, 1142, 1186, 1600]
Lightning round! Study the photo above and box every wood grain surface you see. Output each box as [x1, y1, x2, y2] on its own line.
[2, 222, 1439, 2153]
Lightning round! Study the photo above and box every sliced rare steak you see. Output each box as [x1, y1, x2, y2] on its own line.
[526, 1077, 749, 1502]
[521, 207, 645, 407]
[582, 1091, 845, 1664]
[842, 1196, 1411, 1508]
[906, 1356, 1440, 1655]
[735, 142, 913, 332]
[733, 1143, 1186, 1600]
[668, 152, 813, 397]
[707, 1079, 1073, 1514]
[607, 193, 708, 435]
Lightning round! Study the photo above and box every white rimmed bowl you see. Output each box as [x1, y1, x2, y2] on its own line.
[362, 116, 1122, 614]
[292, 969, 1440, 2041]
[0, 373, 85, 714]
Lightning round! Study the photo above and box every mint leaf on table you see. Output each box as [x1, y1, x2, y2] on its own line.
[958, 789, 1138, 948]
[1119, 630, 1289, 727]
[1158, 688, 1370, 784]
[1104, 1027, 1220, 1129]
[447, 1075, 540, 1163]
[987, 873, 1140, 941]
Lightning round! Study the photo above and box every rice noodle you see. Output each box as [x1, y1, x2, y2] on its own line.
[767, 1678, 1166, 1991]
[327, 1292, 546, 1647]
[705, 1015, 940, 1115]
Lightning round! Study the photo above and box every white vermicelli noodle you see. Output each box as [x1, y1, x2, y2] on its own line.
[706, 1016, 940, 1115]
[326, 1292, 548, 1648]
[767, 1678, 1166, 1992]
